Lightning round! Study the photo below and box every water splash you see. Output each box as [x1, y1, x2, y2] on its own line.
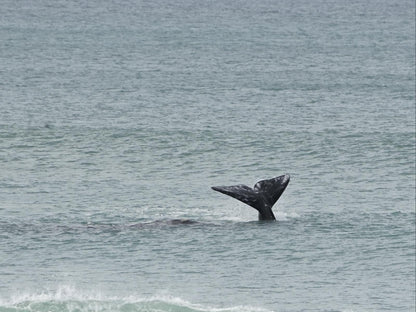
[1, 286, 273, 312]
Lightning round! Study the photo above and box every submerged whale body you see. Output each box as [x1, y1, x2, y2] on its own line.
[212, 174, 290, 221]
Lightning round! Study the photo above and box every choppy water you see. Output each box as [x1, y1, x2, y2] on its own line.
[0, 0, 415, 311]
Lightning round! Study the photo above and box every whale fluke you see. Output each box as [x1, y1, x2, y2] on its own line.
[212, 174, 290, 220]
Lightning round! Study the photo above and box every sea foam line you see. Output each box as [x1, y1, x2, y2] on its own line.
[0, 285, 274, 312]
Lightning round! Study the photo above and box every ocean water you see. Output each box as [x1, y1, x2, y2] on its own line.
[0, 0, 415, 311]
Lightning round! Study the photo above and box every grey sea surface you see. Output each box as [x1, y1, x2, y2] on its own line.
[0, 0, 415, 311]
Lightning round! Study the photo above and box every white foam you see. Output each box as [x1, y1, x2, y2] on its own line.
[1, 285, 274, 312]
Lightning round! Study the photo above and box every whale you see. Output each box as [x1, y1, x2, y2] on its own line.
[211, 174, 290, 221]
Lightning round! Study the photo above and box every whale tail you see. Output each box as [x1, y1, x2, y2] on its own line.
[211, 174, 290, 220]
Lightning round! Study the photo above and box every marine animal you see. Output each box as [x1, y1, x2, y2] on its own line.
[212, 174, 290, 220]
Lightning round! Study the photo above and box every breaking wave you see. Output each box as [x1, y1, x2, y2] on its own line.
[0, 286, 273, 312]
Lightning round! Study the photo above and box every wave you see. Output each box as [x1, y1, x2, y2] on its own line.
[0, 286, 273, 312]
